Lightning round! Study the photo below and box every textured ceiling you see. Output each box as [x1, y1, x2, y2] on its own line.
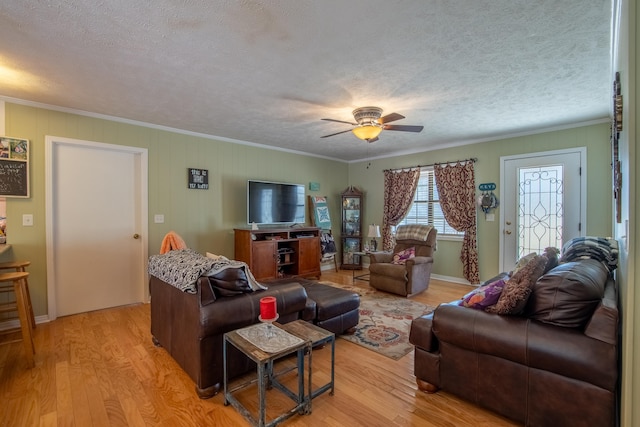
[0, 0, 613, 162]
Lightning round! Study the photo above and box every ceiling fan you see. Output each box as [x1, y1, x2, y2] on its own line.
[321, 106, 424, 143]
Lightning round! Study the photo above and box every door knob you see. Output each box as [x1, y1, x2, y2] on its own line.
[506, 221, 512, 225]
[133, 233, 140, 239]
[505, 230, 512, 235]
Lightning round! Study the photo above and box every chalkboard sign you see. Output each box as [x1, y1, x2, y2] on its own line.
[187, 168, 209, 190]
[0, 137, 30, 198]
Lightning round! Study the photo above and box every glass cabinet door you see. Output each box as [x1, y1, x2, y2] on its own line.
[340, 186, 363, 269]
[342, 237, 361, 265]
[343, 197, 361, 236]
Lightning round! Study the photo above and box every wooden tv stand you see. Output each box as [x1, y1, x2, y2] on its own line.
[234, 227, 321, 281]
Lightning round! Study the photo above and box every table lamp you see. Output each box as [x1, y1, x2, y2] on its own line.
[368, 224, 381, 252]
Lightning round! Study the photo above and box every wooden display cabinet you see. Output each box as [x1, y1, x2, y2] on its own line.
[234, 227, 321, 281]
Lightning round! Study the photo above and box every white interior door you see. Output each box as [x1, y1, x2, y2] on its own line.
[46, 136, 148, 319]
[499, 148, 585, 272]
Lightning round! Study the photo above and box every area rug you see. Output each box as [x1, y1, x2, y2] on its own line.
[320, 281, 435, 360]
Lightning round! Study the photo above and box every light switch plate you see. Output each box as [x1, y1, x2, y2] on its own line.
[154, 214, 165, 224]
[485, 213, 495, 222]
[22, 214, 33, 226]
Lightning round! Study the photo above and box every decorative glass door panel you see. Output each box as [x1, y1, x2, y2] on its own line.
[518, 165, 563, 258]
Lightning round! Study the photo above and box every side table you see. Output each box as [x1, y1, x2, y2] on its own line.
[278, 320, 335, 412]
[352, 251, 371, 282]
[223, 323, 311, 427]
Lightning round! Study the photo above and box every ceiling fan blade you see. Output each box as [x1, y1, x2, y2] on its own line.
[366, 136, 379, 143]
[321, 118, 357, 125]
[384, 124, 424, 133]
[320, 129, 353, 138]
[379, 112, 405, 124]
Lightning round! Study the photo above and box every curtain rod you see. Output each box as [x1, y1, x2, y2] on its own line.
[383, 157, 477, 173]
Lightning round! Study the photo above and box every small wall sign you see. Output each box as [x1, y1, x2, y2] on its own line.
[188, 168, 209, 189]
[478, 183, 496, 191]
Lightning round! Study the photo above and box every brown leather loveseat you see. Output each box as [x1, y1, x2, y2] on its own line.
[150, 275, 307, 398]
[148, 248, 360, 398]
[409, 258, 619, 427]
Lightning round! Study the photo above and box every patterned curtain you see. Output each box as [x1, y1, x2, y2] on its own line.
[381, 169, 420, 250]
[434, 161, 479, 284]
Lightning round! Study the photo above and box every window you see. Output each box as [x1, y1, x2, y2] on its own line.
[397, 169, 464, 238]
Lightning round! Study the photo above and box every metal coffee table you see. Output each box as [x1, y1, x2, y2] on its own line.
[277, 319, 336, 411]
[223, 323, 311, 427]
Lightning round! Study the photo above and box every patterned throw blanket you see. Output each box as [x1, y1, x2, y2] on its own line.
[148, 249, 265, 293]
[395, 224, 434, 241]
[560, 237, 619, 272]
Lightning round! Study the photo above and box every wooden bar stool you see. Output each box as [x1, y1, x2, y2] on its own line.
[0, 271, 35, 368]
[0, 261, 35, 329]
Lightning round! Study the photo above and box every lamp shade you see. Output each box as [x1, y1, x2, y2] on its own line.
[352, 125, 383, 141]
[368, 224, 381, 238]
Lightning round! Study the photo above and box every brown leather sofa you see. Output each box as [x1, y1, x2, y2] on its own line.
[368, 225, 437, 296]
[150, 274, 359, 399]
[409, 259, 619, 427]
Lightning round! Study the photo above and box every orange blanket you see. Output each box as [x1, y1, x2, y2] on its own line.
[160, 231, 187, 254]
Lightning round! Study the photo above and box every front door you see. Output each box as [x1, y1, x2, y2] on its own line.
[46, 136, 148, 318]
[499, 148, 585, 272]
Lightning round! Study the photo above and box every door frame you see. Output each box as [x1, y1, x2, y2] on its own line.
[498, 147, 586, 273]
[45, 136, 148, 320]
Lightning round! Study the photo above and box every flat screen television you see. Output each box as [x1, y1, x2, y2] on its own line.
[247, 180, 306, 225]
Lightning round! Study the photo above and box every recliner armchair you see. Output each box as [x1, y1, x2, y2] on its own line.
[368, 225, 437, 297]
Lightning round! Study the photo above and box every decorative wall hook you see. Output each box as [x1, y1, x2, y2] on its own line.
[477, 183, 499, 214]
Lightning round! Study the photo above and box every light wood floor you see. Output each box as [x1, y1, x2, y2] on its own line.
[0, 270, 520, 427]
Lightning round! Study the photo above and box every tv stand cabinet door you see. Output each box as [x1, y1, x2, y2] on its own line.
[297, 237, 320, 277]
[252, 240, 278, 280]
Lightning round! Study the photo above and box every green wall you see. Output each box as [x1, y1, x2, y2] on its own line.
[3, 103, 348, 317]
[3, 102, 612, 318]
[349, 123, 612, 282]
[616, 0, 638, 425]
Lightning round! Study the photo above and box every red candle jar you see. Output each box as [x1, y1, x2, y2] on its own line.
[260, 296, 277, 320]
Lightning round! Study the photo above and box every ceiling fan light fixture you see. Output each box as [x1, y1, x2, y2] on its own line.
[321, 106, 421, 141]
[352, 124, 383, 141]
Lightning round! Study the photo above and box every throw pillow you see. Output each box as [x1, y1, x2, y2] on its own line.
[542, 246, 560, 274]
[511, 252, 537, 276]
[208, 267, 253, 297]
[486, 255, 548, 315]
[206, 252, 229, 261]
[459, 279, 506, 310]
[525, 259, 608, 328]
[392, 247, 416, 264]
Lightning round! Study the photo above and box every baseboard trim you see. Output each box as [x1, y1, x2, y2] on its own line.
[430, 274, 473, 286]
[322, 261, 473, 287]
[0, 315, 49, 332]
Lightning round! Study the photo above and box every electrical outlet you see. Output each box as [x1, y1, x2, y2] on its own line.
[154, 214, 165, 224]
[22, 214, 33, 226]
